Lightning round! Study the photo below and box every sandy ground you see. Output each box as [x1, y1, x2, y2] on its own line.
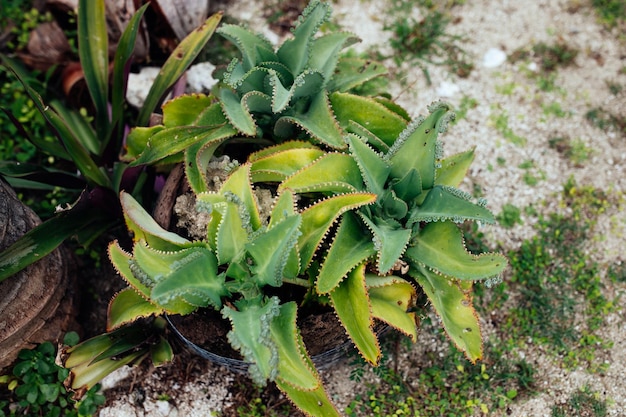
[98, 0, 626, 415]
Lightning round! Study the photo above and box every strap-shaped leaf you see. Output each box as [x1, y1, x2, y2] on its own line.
[268, 191, 301, 279]
[276, 91, 345, 149]
[409, 185, 495, 224]
[435, 148, 475, 187]
[162, 94, 217, 127]
[346, 120, 390, 153]
[247, 214, 302, 287]
[110, 3, 149, 150]
[275, 378, 341, 417]
[390, 168, 422, 202]
[184, 135, 229, 194]
[120, 192, 190, 250]
[387, 102, 452, 189]
[222, 297, 280, 385]
[150, 246, 226, 310]
[406, 221, 507, 280]
[137, 12, 223, 126]
[328, 56, 388, 92]
[270, 302, 320, 390]
[329, 264, 380, 364]
[359, 214, 412, 275]
[248, 140, 320, 161]
[107, 288, 163, 330]
[279, 152, 364, 194]
[298, 193, 377, 269]
[130, 125, 233, 167]
[276, 0, 330, 74]
[317, 212, 375, 294]
[78, 0, 109, 134]
[345, 133, 390, 197]
[411, 266, 482, 362]
[251, 147, 325, 183]
[289, 70, 324, 102]
[366, 275, 417, 341]
[330, 92, 407, 146]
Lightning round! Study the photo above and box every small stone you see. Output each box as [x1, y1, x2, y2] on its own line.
[186, 62, 218, 93]
[436, 81, 461, 97]
[482, 47, 507, 68]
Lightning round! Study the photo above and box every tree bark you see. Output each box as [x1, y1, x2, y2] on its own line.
[0, 179, 77, 370]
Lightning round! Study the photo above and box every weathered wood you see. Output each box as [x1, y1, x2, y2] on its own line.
[0, 179, 77, 370]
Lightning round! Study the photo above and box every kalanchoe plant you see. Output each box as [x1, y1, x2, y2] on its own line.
[122, 0, 387, 194]
[251, 102, 507, 363]
[97, 165, 376, 416]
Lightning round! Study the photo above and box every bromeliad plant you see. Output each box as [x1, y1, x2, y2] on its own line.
[0, 0, 223, 282]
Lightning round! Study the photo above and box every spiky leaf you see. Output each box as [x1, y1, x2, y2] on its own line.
[328, 57, 387, 93]
[223, 297, 280, 385]
[329, 264, 380, 364]
[412, 266, 482, 362]
[345, 133, 390, 197]
[279, 152, 364, 194]
[107, 289, 163, 330]
[298, 193, 376, 269]
[366, 276, 417, 341]
[409, 185, 495, 224]
[435, 148, 475, 187]
[406, 221, 507, 280]
[359, 215, 412, 275]
[251, 147, 325, 183]
[317, 212, 375, 294]
[275, 379, 340, 417]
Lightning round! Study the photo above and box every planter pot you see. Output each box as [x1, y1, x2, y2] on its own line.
[166, 306, 363, 374]
[0, 179, 78, 370]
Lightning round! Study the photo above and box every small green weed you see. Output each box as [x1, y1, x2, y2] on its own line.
[585, 107, 626, 135]
[551, 385, 608, 417]
[591, 0, 626, 28]
[383, 1, 473, 84]
[497, 203, 523, 228]
[502, 178, 618, 370]
[490, 110, 527, 146]
[548, 136, 594, 166]
[453, 95, 478, 122]
[0, 334, 105, 417]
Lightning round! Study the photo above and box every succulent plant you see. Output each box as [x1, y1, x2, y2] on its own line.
[250, 101, 507, 362]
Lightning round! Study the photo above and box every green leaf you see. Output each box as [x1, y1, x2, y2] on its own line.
[217, 24, 276, 72]
[219, 87, 257, 136]
[150, 246, 227, 310]
[345, 133, 390, 196]
[309, 33, 358, 86]
[247, 214, 302, 287]
[406, 221, 507, 280]
[387, 102, 453, 189]
[409, 185, 495, 224]
[137, 12, 223, 126]
[78, 0, 109, 134]
[108, 241, 151, 299]
[279, 152, 364, 194]
[329, 264, 380, 364]
[276, 92, 345, 149]
[219, 164, 262, 231]
[270, 302, 319, 390]
[107, 288, 163, 330]
[366, 275, 417, 341]
[276, 0, 330, 74]
[0, 205, 110, 282]
[130, 125, 233, 167]
[359, 214, 412, 275]
[120, 192, 190, 250]
[110, 3, 149, 150]
[330, 92, 407, 146]
[275, 378, 341, 417]
[251, 146, 325, 183]
[184, 135, 229, 194]
[317, 212, 375, 294]
[222, 298, 281, 385]
[298, 193, 377, 269]
[328, 57, 388, 92]
[435, 148, 475, 187]
[412, 266, 483, 362]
